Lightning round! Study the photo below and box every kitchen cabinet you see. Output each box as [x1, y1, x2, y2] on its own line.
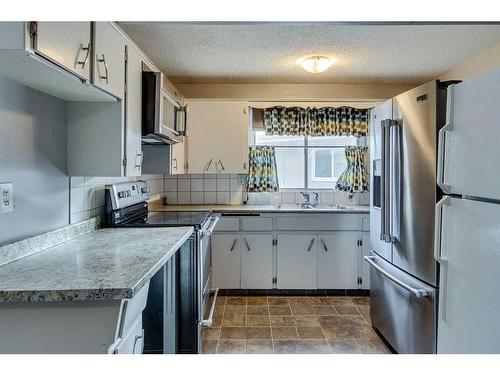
[124, 44, 144, 176]
[93, 22, 126, 99]
[240, 234, 273, 289]
[276, 234, 317, 289]
[171, 139, 187, 174]
[317, 233, 359, 289]
[0, 22, 114, 101]
[212, 234, 241, 289]
[34, 22, 92, 81]
[186, 100, 248, 174]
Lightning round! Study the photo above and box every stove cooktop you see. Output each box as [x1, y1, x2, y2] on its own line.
[121, 210, 211, 228]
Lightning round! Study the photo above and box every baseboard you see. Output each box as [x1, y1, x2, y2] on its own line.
[217, 289, 370, 296]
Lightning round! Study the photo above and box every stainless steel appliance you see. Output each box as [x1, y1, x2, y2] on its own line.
[104, 181, 218, 354]
[367, 79, 459, 354]
[142, 71, 186, 145]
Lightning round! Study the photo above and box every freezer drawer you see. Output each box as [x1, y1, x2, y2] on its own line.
[367, 252, 436, 353]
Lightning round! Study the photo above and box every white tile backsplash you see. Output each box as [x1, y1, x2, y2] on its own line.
[216, 178, 230, 191]
[203, 192, 217, 204]
[191, 178, 204, 192]
[203, 178, 217, 192]
[217, 191, 230, 205]
[177, 178, 191, 192]
[191, 192, 204, 204]
[177, 192, 191, 204]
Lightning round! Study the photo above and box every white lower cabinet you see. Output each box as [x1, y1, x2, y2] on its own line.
[276, 234, 318, 289]
[317, 233, 359, 289]
[241, 234, 273, 289]
[212, 234, 241, 289]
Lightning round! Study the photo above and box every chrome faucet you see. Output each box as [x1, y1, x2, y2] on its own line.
[301, 192, 319, 208]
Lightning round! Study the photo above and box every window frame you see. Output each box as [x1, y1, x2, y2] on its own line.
[252, 131, 360, 190]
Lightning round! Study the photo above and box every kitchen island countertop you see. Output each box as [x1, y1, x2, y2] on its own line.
[0, 226, 193, 303]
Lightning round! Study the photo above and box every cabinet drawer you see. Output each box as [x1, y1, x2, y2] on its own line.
[276, 215, 363, 231]
[214, 217, 240, 231]
[241, 217, 273, 231]
[362, 215, 370, 232]
[117, 281, 150, 338]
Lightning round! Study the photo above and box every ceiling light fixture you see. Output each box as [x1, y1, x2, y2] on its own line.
[299, 56, 333, 74]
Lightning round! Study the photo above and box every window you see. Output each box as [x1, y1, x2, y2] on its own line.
[253, 131, 357, 189]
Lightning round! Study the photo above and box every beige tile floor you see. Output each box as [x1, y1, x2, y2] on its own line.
[202, 295, 391, 354]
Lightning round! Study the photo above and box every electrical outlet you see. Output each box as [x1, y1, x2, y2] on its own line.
[0, 183, 14, 213]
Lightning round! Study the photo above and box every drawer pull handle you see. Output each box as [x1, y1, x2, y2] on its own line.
[306, 238, 315, 252]
[230, 238, 238, 252]
[243, 237, 251, 252]
[320, 238, 328, 252]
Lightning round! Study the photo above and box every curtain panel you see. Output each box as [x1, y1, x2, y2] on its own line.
[263, 106, 369, 137]
[246, 146, 279, 192]
[335, 146, 369, 198]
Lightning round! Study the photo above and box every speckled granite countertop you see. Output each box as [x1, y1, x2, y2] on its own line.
[149, 201, 369, 214]
[0, 227, 193, 303]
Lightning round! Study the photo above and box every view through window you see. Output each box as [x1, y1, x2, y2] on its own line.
[253, 131, 357, 189]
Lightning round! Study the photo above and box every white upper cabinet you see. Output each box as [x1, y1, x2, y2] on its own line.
[34, 22, 92, 81]
[170, 140, 187, 175]
[186, 100, 249, 174]
[124, 44, 144, 177]
[93, 22, 126, 99]
[317, 233, 359, 289]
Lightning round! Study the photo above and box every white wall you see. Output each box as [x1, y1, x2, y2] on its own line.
[439, 41, 500, 81]
[0, 77, 166, 244]
[0, 77, 68, 245]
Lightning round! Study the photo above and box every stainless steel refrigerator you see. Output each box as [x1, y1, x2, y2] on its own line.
[367, 78, 459, 354]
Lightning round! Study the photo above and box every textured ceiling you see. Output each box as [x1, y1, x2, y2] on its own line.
[119, 23, 500, 84]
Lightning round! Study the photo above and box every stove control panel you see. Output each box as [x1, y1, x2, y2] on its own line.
[105, 180, 150, 210]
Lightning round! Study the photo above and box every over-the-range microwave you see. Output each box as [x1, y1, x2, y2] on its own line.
[142, 71, 187, 145]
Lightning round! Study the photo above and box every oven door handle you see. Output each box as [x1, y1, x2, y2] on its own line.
[203, 216, 219, 236]
[200, 288, 219, 327]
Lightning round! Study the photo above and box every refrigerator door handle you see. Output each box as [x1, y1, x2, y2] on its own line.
[437, 85, 455, 194]
[364, 255, 431, 298]
[380, 119, 391, 243]
[434, 196, 450, 321]
[389, 121, 401, 242]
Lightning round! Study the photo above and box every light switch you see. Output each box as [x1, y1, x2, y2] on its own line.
[0, 183, 14, 213]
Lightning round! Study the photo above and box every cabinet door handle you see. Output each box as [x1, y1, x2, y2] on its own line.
[229, 238, 238, 252]
[97, 54, 109, 83]
[173, 157, 178, 170]
[243, 237, 251, 252]
[320, 238, 328, 252]
[306, 238, 315, 252]
[77, 42, 91, 69]
[204, 158, 213, 171]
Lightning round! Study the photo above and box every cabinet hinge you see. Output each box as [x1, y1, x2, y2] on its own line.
[29, 21, 38, 37]
[357, 277, 362, 285]
[272, 276, 277, 284]
[122, 157, 127, 167]
[272, 239, 278, 246]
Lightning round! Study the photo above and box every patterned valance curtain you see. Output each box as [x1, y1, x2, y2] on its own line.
[246, 146, 279, 192]
[335, 146, 369, 198]
[263, 106, 369, 137]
